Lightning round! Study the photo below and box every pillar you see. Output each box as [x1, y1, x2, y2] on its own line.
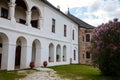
[1, 43, 9, 70]
[23, 43, 32, 69]
[35, 47, 41, 67]
[26, 11, 31, 27]
[38, 17, 43, 29]
[8, 2, 16, 21]
[54, 45, 56, 62]
[61, 46, 63, 62]
[7, 43, 16, 70]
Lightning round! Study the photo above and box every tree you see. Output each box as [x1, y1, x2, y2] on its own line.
[91, 19, 120, 76]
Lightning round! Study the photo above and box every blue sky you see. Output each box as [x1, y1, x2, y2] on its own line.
[48, 0, 120, 27]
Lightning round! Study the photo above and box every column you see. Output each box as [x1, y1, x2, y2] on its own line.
[61, 46, 63, 62]
[35, 47, 41, 67]
[54, 45, 56, 62]
[38, 17, 43, 29]
[26, 11, 31, 27]
[8, 2, 16, 21]
[7, 43, 16, 70]
[24, 43, 32, 68]
[1, 43, 9, 70]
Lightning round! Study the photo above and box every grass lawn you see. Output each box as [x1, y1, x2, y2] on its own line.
[50, 64, 120, 80]
[0, 70, 26, 80]
[0, 69, 38, 80]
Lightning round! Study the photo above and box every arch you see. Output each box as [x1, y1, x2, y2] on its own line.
[31, 6, 41, 28]
[15, 0, 28, 24]
[0, 0, 10, 19]
[63, 45, 67, 62]
[15, 36, 27, 69]
[0, 33, 9, 69]
[49, 43, 54, 62]
[32, 39, 41, 67]
[56, 44, 61, 62]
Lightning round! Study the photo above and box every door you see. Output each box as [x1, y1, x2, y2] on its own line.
[15, 46, 21, 68]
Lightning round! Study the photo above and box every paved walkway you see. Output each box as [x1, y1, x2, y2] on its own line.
[19, 68, 70, 80]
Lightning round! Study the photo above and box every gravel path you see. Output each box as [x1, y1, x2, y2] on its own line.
[19, 68, 70, 80]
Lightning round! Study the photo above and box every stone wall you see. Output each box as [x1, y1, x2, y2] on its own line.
[78, 27, 94, 65]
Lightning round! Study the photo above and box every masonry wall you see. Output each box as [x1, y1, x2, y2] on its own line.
[78, 28, 94, 65]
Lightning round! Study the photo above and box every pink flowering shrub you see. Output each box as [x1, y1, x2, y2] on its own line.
[91, 18, 120, 76]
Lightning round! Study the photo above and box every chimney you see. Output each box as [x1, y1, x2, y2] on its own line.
[57, 5, 60, 10]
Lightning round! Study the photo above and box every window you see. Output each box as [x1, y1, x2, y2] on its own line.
[74, 50, 76, 60]
[1, 8, 8, 19]
[86, 34, 90, 42]
[72, 30, 74, 40]
[86, 52, 90, 59]
[64, 25, 67, 37]
[52, 19, 55, 33]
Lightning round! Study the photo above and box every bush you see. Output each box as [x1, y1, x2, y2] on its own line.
[91, 19, 120, 76]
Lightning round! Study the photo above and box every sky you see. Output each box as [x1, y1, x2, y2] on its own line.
[48, 0, 120, 27]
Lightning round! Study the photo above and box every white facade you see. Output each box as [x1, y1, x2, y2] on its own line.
[0, 0, 78, 70]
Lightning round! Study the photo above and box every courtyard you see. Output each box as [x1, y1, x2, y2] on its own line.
[0, 64, 119, 80]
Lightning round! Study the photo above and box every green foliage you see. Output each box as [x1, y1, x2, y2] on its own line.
[92, 19, 120, 76]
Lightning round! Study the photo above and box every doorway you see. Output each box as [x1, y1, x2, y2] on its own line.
[15, 46, 21, 69]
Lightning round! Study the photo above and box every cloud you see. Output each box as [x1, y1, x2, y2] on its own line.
[48, 0, 120, 27]
[48, 0, 96, 12]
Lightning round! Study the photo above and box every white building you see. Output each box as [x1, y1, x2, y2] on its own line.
[0, 0, 78, 70]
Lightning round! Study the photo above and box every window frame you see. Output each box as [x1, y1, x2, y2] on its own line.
[52, 18, 55, 33]
[86, 34, 90, 42]
[86, 52, 90, 59]
[72, 30, 74, 40]
[74, 50, 76, 60]
[64, 25, 67, 37]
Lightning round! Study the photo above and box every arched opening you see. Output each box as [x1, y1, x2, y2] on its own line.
[32, 39, 41, 67]
[15, 37, 27, 69]
[63, 45, 67, 61]
[49, 43, 54, 62]
[15, 0, 27, 24]
[31, 7, 40, 28]
[15, 45, 21, 68]
[0, 0, 9, 19]
[56, 44, 61, 62]
[0, 33, 8, 69]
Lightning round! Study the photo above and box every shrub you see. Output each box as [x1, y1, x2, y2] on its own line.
[91, 19, 120, 76]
